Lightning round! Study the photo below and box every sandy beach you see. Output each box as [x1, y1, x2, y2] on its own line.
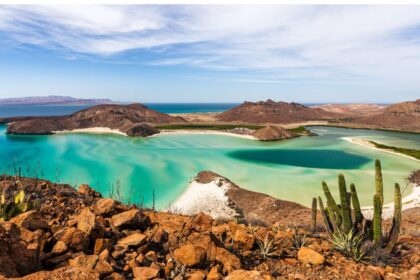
[171, 178, 238, 220]
[155, 129, 256, 140]
[342, 137, 420, 162]
[53, 127, 127, 136]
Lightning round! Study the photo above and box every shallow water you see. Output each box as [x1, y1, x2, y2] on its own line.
[0, 125, 418, 208]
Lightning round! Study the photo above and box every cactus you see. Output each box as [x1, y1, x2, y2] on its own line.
[350, 183, 363, 226]
[338, 174, 352, 234]
[317, 160, 403, 260]
[375, 159, 384, 205]
[311, 197, 317, 233]
[0, 190, 30, 221]
[386, 183, 402, 251]
[373, 193, 382, 245]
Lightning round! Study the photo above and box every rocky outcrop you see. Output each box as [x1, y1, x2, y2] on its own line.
[0, 175, 418, 280]
[5, 103, 185, 136]
[216, 99, 338, 124]
[252, 125, 296, 141]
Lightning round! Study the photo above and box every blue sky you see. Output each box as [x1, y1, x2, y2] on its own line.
[0, 5, 420, 103]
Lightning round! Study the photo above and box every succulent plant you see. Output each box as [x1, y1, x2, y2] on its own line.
[315, 160, 402, 259]
[0, 190, 30, 221]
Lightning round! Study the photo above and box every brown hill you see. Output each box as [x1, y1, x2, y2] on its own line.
[351, 99, 420, 132]
[216, 99, 338, 124]
[6, 103, 186, 136]
[312, 103, 385, 117]
[252, 125, 297, 141]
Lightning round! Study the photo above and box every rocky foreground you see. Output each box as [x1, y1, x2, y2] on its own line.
[0, 175, 419, 280]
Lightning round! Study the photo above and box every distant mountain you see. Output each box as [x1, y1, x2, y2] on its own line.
[6, 103, 186, 136]
[312, 103, 386, 117]
[216, 99, 339, 123]
[0, 96, 117, 105]
[350, 99, 420, 132]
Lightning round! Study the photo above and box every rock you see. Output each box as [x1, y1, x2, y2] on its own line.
[93, 198, 117, 215]
[188, 270, 206, 280]
[215, 247, 241, 273]
[78, 184, 101, 197]
[94, 259, 114, 277]
[77, 208, 96, 235]
[111, 209, 149, 229]
[111, 244, 128, 259]
[117, 232, 147, 247]
[401, 264, 420, 280]
[123, 123, 159, 137]
[94, 238, 114, 255]
[207, 265, 223, 280]
[132, 266, 160, 279]
[252, 125, 296, 141]
[174, 243, 207, 267]
[52, 241, 68, 254]
[15, 266, 99, 280]
[225, 269, 266, 280]
[233, 229, 254, 250]
[69, 255, 99, 270]
[10, 210, 49, 231]
[103, 272, 125, 280]
[297, 247, 325, 266]
[54, 227, 90, 252]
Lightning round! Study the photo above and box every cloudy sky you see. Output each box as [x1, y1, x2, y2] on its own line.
[0, 5, 419, 103]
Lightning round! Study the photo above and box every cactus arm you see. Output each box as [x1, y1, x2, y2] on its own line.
[311, 197, 317, 233]
[386, 183, 402, 252]
[338, 174, 353, 233]
[375, 160, 384, 205]
[350, 183, 363, 227]
[373, 193, 382, 245]
[322, 181, 342, 226]
[318, 197, 333, 238]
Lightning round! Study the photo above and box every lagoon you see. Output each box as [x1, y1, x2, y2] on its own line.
[0, 125, 418, 208]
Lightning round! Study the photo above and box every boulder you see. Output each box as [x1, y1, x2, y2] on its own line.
[117, 232, 147, 247]
[132, 266, 160, 279]
[77, 208, 96, 235]
[103, 272, 125, 280]
[94, 259, 114, 277]
[215, 247, 241, 273]
[297, 247, 325, 266]
[52, 241, 68, 254]
[207, 265, 223, 280]
[10, 210, 49, 231]
[93, 198, 117, 215]
[69, 254, 99, 270]
[111, 209, 149, 229]
[233, 229, 254, 250]
[187, 270, 206, 280]
[225, 269, 266, 280]
[174, 243, 207, 267]
[94, 238, 114, 255]
[54, 227, 90, 252]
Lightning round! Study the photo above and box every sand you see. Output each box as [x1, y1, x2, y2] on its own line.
[53, 127, 127, 136]
[155, 129, 255, 140]
[170, 179, 238, 220]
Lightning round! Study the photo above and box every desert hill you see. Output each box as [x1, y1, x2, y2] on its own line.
[312, 103, 385, 116]
[216, 99, 338, 124]
[5, 103, 186, 136]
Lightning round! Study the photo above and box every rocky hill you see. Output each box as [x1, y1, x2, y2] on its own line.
[5, 104, 186, 136]
[350, 99, 420, 132]
[0, 175, 418, 280]
[216, 100, 338, 124]
[312, 104, 385, 117]
[252, 126, 297, 141]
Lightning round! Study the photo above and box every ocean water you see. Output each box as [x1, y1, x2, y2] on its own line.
[0, 103, 239, 117]
[0, 125, 418, 208]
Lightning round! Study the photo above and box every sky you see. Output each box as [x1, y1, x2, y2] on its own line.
[0, 5, 420, 103]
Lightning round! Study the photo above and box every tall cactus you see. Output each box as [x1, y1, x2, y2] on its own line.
[386, 183, 402, 251]
[338, 174, 352, 233]
[373, 193, 382, 244]
[318, 197, 333, 238]
[350, 183, 363, 226]
[322, 181, 341, 228]
[311, 197, 317, 233]
[375, 159, 384, 205]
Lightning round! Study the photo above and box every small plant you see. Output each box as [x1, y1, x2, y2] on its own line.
[256, 233, 279, 259]
[0, 190, 30, 221]
[292, 227, 308, 249]
[332, 230, 368, 263]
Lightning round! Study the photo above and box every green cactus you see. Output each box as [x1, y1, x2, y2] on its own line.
[350, 183, 363, 226]
[311, 197, 317, 233]
[338, 174, 352, 234]
[318, 197, 333, 238]
[375, 159, 384, 205]
[373, 194, 382, 245]
[322, 181, 342, 228]
[386, 183, 402, 251]
[0, 190, 30, 221]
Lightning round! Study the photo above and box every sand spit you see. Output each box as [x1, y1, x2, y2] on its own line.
[53, 127, 127, 136]
[155, 129, 256, 140]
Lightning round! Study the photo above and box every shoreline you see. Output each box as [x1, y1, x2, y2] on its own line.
[342, 137, 420, 162]
[154, 129, 256, 140]
[53, 127, 127, 136]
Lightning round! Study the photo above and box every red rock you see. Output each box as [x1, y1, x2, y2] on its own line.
[15, 266, 99, 280]
[174, 243, 207, 267]
[298, 246, 325, 265]
[93, 198, 117, 215]
[10, 210, 49, 231]
[132, 266, 160, 279]
[94, 238, 114, 255]
[233, 229, 254, 250]
[69, 254, 99, 270]
[225, 269, 266, 280]
[94, 259, 114, 277]
[117, 232, 147, 247]
[77, 208, 96, 235]
[215, 247, 241, 273]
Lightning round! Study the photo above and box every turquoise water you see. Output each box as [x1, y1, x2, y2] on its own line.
[0, 125, 418, 208]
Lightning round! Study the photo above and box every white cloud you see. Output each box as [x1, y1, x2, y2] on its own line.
[1, 5, 420, 84]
